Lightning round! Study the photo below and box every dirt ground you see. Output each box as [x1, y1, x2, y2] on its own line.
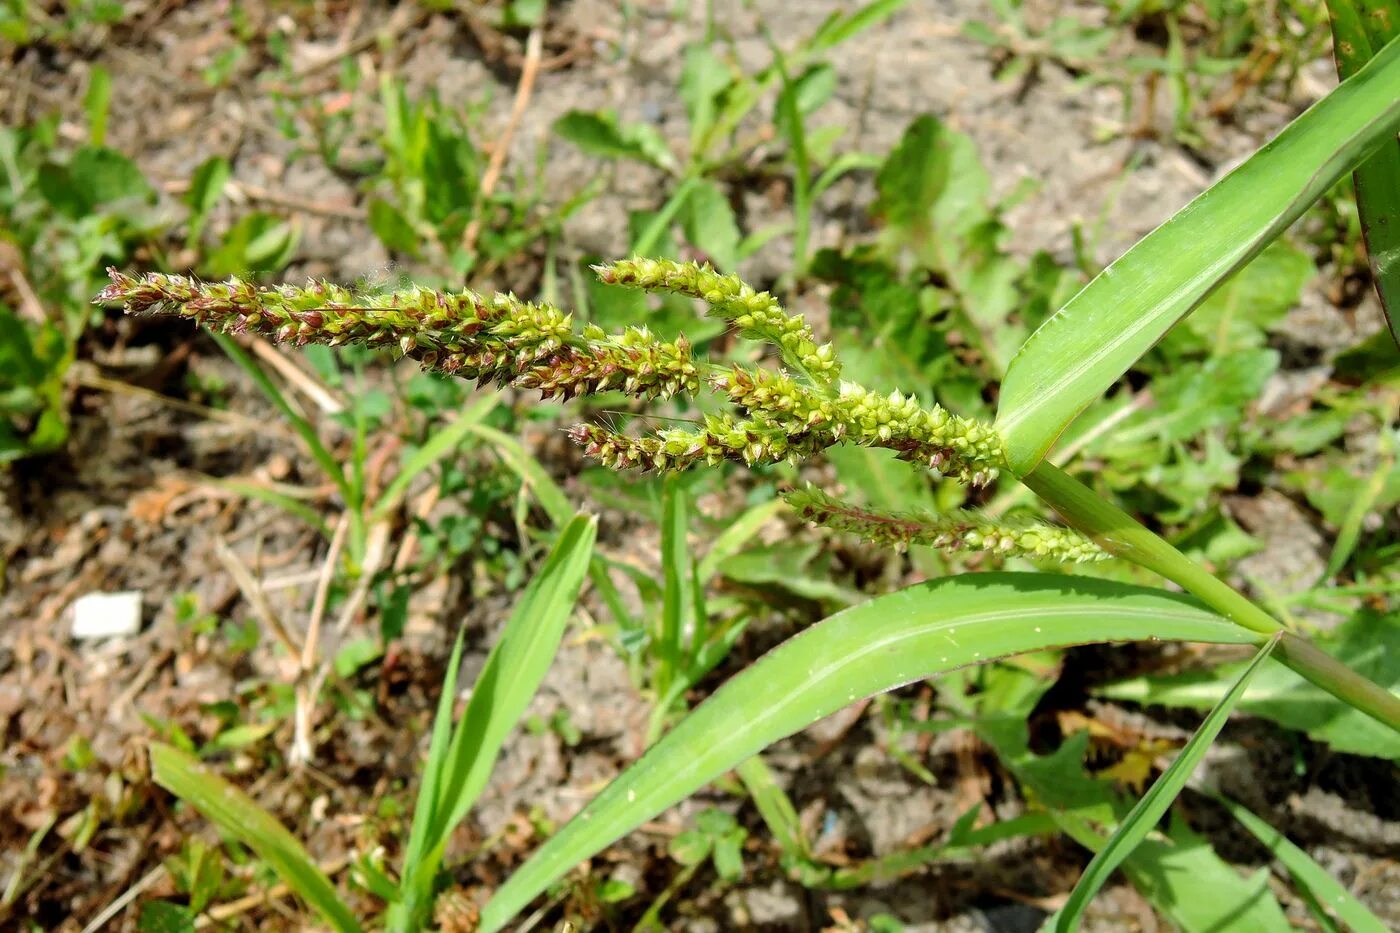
[2, 1, 1397, 930]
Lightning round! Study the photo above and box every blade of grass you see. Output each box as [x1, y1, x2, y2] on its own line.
[773, 54, 812, 274]
[696, 498, 786, 584]
[148, 743, 361, 933]
[1319, 434, 1394, 583]
[735, 755, 810, 863]
[390, 513, 596, 932]
[463, 422, 573, 527]
[394, 626, 469, 913]
[210, 332, 348, 501]
[1212, 792, 1388, 933]
[633, 177, 701, 257]
[1328, 2, 1400, 347]
[1053, 632, 1282, 932]
[996, 38, 1400, 473]
[479, 573, 1263, 931]
[367, 394, 499, 527]
[210, 478, 333, 540]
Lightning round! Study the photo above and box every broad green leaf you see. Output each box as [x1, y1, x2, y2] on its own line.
[38, 145, 153, 218]
[1127, 817, 1290, 933]
[367, 196, 420, 256]
[869, 116, 1022, 369]
[1160, 241, 1313, 357]
[874, 115, 991, 262]
[1327, 2, 1400, 347]
[1215, 792, 1388, 933]
[478, 573, 1261, 931]
[1097, 610, 1400, 759]
[0, 307, 70, 460]
[391, 513, 596, 931]
[679, 180, 741, 271]
[553, 110, 679, 174]
[149, 743, 361, 933]
[1055, 633, 1280, 931]
[202, 212, 300, 277]
[775, 64, 838, 143]
[996, 38, 1400, 474]
[813, 247, 953, 395]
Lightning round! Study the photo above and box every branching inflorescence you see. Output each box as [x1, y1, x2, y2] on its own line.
[98, 259, 1103, 564]
[787, 487, 1108, 563]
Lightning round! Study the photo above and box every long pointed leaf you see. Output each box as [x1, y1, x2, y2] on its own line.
[390, 513, 596, 931]
[149, 743, 361, 933]
[464, 422, 573, 527]
[1328, 2, 1400, 348]
[394, 626, 469, 912]
[367, 394, 498, 527]
[1214, 792, 1388, 933]
[1054, 632, 1280, 931]
[479, 573, 1262, 930]
[996, 38, 1400, 473]
[209, 332, 347, 500]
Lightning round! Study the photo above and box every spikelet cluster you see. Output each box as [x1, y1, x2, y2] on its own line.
[596, 258, 839, 387]
[786, 487, 1108, 563]
[97, 269, 695, 400]
[715, 367, 1004, 485]
[569, 415, 831, 472]
[97, 259, 1007, 490]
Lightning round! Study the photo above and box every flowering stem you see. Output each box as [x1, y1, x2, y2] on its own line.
[1022, 461, 1400, 732]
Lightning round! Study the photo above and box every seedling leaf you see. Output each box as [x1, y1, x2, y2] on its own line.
[391, 513, 596, 930]
[149, 743, 361, 933]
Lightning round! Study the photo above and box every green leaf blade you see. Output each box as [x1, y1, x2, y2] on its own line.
[479, 573, 1262, 930]
[392, 513, 596, 930]
[1054, 633, 1281, 931]
[1215, 793, 1388, 933]
[149, 743, 361, 933]
[1328, 3, 1400, 347]
[996, 38, 1400, 473]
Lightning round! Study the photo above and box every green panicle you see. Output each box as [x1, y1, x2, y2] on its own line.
[97, 262, 1008, 491]
[595, 257, 839, 388]
[786, 486, 1108, 563]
